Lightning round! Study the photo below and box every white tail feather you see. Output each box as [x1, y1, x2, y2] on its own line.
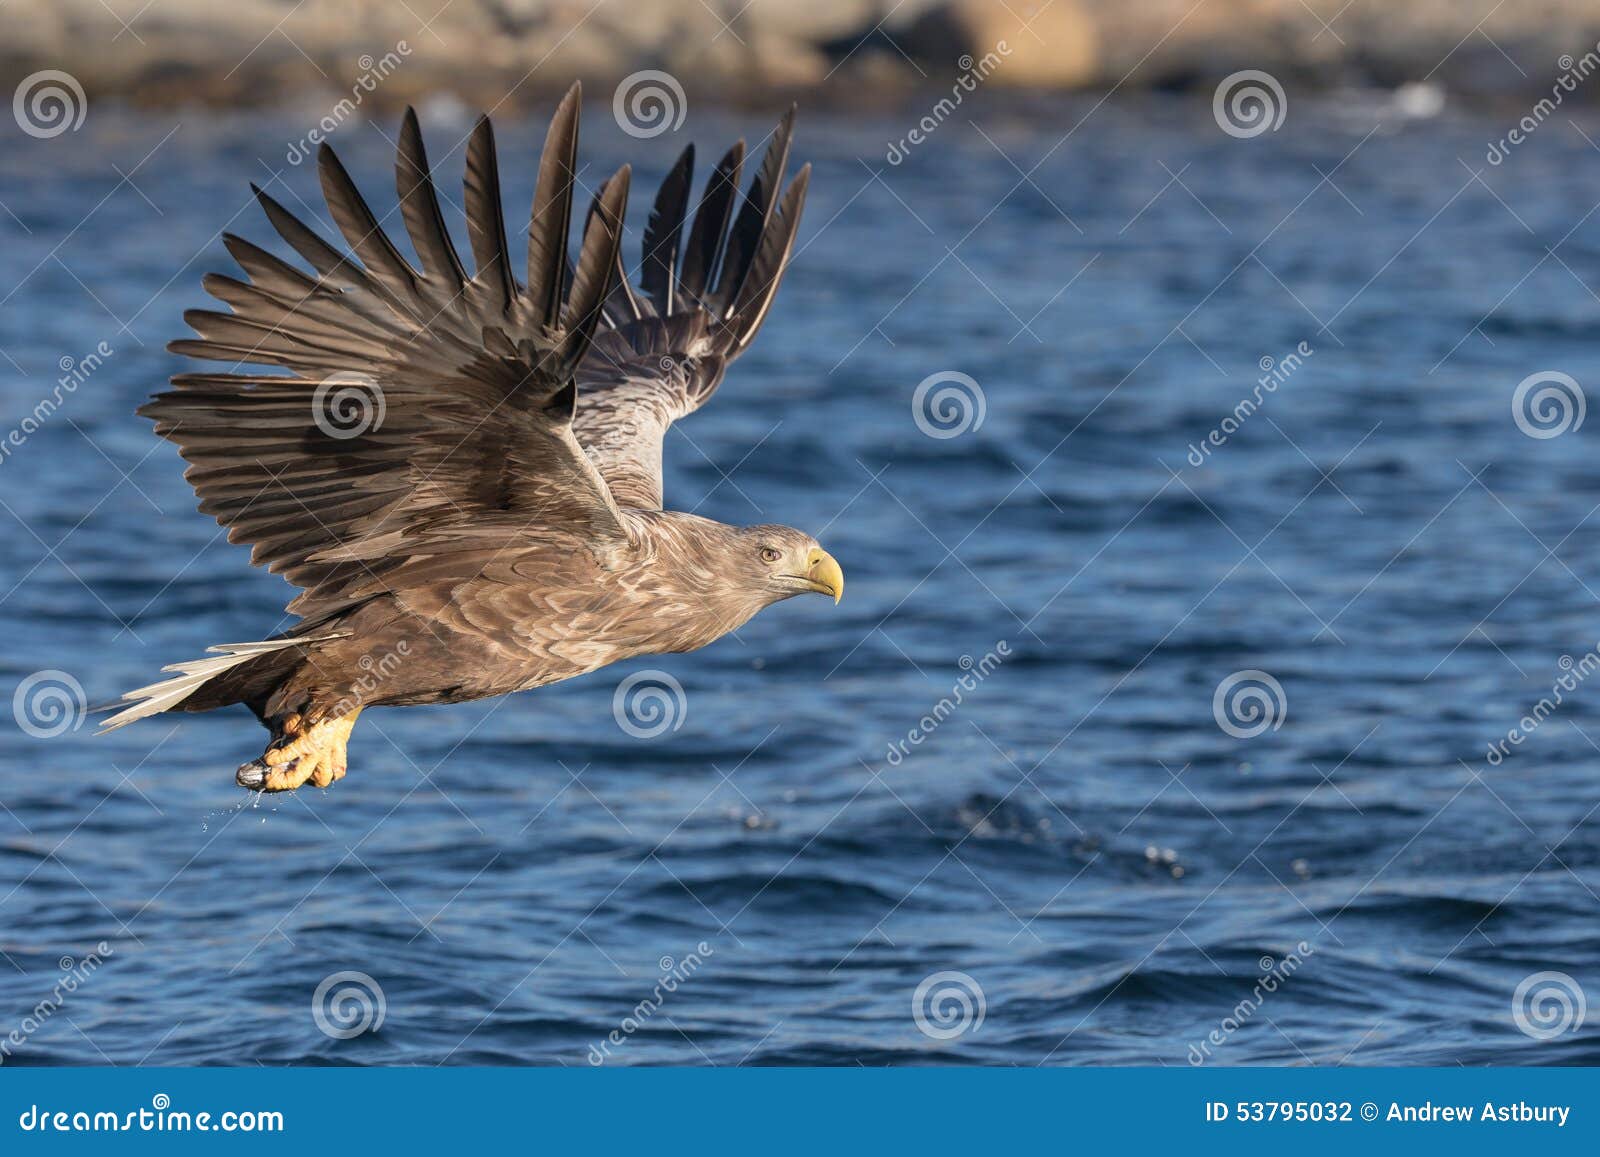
[98, 633, 349, 733]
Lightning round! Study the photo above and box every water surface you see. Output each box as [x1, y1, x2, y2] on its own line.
[2, 91, 1599, 1065]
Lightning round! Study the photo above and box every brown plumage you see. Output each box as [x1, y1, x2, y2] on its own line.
[101, 83, 841, 794]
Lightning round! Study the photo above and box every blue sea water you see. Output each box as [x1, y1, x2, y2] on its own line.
[1, 88, 1599, 1066]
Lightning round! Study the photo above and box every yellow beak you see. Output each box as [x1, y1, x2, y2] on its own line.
[806, 548, 844, 604]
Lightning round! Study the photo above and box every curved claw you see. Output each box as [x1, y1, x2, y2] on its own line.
[236, 757, 272, 790]
[236, 755, 303, 792]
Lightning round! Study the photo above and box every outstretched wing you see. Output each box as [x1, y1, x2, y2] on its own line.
[144, 84, 631, 625]
[571, 108, 809, 510]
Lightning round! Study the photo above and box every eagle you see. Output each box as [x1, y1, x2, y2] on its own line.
[100, 83, 843, 794]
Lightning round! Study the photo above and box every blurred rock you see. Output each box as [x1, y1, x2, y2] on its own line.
[896, 0, 1099, 88]
[4, 0, 1600, 108]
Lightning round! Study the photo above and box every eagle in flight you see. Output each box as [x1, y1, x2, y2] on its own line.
[100, 83, 843, 794]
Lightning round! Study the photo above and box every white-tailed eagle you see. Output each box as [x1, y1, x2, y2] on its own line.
[101, 84, 841, 794]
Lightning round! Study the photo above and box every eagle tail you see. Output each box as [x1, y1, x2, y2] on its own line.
[97, 633, 349, 733]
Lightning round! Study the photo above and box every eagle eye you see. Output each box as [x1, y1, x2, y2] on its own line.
[760, 547, 782, 563]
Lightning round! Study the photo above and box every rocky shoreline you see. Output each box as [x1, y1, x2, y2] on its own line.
[4, 0, 1600, 112]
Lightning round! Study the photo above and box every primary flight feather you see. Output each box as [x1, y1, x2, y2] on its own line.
[102, 82, 841, 794]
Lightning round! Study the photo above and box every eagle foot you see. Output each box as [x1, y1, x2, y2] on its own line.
[236, 709, 361, 792]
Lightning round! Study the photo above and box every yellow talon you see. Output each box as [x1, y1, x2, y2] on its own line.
[239, 708, 361, 792]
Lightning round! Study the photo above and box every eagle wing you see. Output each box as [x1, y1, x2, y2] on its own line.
[144, 85, 631, 626]
[571, 109, 810, 510]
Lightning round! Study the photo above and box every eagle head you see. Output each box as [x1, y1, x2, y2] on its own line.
[738, 524, 844, 605]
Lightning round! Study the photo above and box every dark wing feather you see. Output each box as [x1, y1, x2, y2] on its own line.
[251, 183, 362, 288]
[221, 233, 320, 300]
[563, 170, 632, 366]
[577, 173, 643, 326]
[640, 144, 694, 315]
[572, 110, 808, 510]
[396, 106, 468, 287]
[463, 115, 518, 315]
[726, 164, 809, 353]
[317, 142, 424, 313]
[524, 83, 580, 331]
[709, 106, 793, 316]
[146, 85, 631, 626]
[678, 141, 744, 304]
